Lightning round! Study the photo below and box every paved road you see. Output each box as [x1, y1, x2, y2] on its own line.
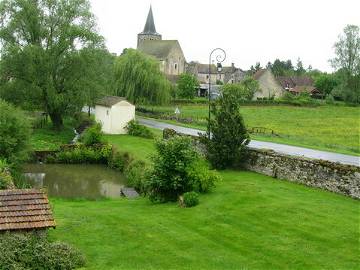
[138, 118, 360, 167]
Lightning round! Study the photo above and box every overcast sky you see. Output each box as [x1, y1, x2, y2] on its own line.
[90, 0, 360, 72]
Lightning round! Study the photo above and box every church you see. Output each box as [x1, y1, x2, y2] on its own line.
[137, 6, 186, 76]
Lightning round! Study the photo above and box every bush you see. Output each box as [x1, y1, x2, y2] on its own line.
[0, 99, 31, 167]
[0, 159, 14, 189]
[80, 123, 103, 146]
[125, 120, 154, 138]
[108, 149, 133, 172]
[0, 232, 86, 270]
[54, 144, 112, 164]
[182, 191, 199, 207]
[201, 86, 250, 169]
[125, 160, 149, 194]
[177, 73, 199, 99]
[187, 160, 220, 192]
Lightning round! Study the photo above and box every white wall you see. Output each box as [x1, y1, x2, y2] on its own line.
[110, 101, 135, 134]
[95, 105, 112, 133]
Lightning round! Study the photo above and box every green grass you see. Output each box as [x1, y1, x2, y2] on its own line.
[49, 135, 360, 270]
[140, 104, 360, 155]
[30, 122, 74, 151]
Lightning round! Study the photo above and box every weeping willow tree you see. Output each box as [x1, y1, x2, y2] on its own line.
[114, 49, 171, 105]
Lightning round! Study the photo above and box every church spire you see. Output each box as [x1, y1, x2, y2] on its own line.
[142, 5, 158, 34]
[137, 5, 162, 47]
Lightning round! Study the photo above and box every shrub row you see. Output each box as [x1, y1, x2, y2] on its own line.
[125, 120, 154, 139]
[0, 232, 86, 270]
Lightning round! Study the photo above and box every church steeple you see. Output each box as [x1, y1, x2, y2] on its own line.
[137, 5, 162, 47]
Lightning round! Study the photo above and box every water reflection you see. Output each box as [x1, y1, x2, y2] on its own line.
[23, 164, 126, 199]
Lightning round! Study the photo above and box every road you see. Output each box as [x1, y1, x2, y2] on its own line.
[138, 118, 360, 167]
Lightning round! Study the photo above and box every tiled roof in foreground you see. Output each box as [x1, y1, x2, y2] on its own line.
[0, 189, 56, 231]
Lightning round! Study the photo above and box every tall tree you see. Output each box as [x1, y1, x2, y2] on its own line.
[296, 58, 306, 75]
[114, 49, 171, 105]
[0, 0, 105, 128]
[176, 73, 199, 99]
[330, 25, 360, 103]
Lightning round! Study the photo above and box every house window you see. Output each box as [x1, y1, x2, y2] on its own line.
[206, 75, 209, 79]
[174, 63, 178, 70]
[106, 110, 109, 116]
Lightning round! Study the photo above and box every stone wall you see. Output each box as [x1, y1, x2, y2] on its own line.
[243, 148, 360, 199]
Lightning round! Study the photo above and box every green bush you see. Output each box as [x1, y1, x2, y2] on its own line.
[0, 232, 86, 270]
[187, 160, 221, 192]
[0, 99, 31, 167]
[54, 144, 112, 164]
[125, 120, 154, 138]
[125, 160, 149, 194]
[0, 159, 14, 189]
[183, 191, 199, 207]
[80, 123, 103, 146]
[108, 149, 133, 172]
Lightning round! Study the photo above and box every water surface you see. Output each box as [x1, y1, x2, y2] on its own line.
[23, 164, 126, 199]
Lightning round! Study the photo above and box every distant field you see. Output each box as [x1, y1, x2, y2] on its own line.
[140, 105, 360, 156]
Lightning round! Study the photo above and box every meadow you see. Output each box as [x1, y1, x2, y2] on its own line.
[140, 104, 360, 155]
[48, 134, 360, 270]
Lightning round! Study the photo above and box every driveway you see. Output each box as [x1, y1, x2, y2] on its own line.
[138, 118, 360, 167]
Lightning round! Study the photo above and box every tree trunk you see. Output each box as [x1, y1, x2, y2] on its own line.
[49, 112, 63, 130]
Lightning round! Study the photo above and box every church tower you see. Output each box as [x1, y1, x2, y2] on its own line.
[137, 6, 162, 47]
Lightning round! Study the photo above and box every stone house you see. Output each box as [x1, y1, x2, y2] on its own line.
[253, 69, 284, 100]
[137, 6, 186, 76]
[277, 76, 321, 97]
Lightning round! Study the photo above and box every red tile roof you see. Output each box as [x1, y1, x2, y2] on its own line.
[0, 189, 56, 231]
[289, 85, 318, 94]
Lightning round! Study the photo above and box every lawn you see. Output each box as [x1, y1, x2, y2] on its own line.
[49, 134, 360, 270]
[140, 104, 360, 155]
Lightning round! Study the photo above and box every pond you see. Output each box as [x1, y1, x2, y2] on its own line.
[23, 164, 127, 199]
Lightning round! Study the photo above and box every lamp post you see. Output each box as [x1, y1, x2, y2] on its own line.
[208, 48, 226, 139]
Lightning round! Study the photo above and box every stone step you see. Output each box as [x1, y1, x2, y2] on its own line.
[120, 187, 139, 199]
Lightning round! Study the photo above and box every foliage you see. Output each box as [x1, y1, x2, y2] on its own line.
[0, 0, 109, 128]
[0, 99, 31, 167]
[108, 149, 133, 172]
[186, 160, 220, 192]
[114, 49, 171, 105]
[330, 25, 360, 103]
[0, 159, 14, 189]
[81, 123, 104, 146]
[315, 74, 340, 96]
[146, 137, 199, 202]
[240, 76, 260, 100]
[177, 73, 199, 99]
[125, 160, 149, 194]
[182, 191, 199, 207]
[126, 120, 154, 139]
[201, 86, 250, 169]
[53, 144, 112, 164]
[0, 232, 86, 270]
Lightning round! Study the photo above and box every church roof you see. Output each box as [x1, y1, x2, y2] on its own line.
[140, 6, 160, 36]
[138, 40, 181, 59]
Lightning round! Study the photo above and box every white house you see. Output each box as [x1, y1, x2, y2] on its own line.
[95, 96, 135, 134]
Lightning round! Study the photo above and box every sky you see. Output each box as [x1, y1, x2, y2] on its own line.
[90, 0, 360, 72]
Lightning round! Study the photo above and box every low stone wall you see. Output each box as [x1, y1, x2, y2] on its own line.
[243, 148, 360, 199]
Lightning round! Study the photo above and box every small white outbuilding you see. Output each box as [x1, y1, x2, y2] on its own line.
[95, 96, 135, 134]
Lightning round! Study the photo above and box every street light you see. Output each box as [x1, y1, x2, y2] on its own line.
[208, 48, 226, 139]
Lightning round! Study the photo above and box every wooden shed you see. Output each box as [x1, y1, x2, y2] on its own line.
[95, 96, 135, 134]
[0, 189, 56, 231]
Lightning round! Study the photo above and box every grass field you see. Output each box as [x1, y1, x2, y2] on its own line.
[48, 134, 360, 270]
[140, 104, 360, 155]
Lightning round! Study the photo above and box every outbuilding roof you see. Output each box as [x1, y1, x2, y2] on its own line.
[0, 189, 56, 231]
[95, 96, 128, 107]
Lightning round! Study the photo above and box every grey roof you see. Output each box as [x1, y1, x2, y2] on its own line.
[138, 40, 181, 59]
[96, 96, 127, 107]
[140, 6, 160, 35]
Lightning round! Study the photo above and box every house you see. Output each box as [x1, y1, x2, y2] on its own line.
[187, 62, 246, 85]
[137, 6, 186, 76]
[95, 96, 135, 134]
[0, 189, 56, 232]
[253, 69, 284, 99]
[277, 76, 321, 97]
